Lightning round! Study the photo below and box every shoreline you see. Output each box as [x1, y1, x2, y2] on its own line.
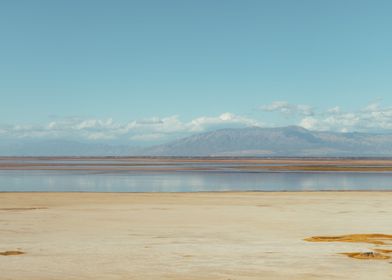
[3, 157, 392, 172]
[2, 190, 392, 193]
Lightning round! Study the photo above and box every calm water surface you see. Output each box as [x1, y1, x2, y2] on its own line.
[1, 169, 392, 192]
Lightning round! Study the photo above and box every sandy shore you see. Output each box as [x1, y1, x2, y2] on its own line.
[1, 192, 392, 279]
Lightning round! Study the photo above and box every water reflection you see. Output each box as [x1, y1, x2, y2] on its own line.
[1, 170, 392, 192]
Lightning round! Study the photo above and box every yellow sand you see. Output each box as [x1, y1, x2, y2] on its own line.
[1, 192, 392, 280]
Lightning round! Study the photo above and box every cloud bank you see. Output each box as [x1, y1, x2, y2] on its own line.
[2, 102, 392, 144]
[262, 101, 392, 132]
[299, 103, 392, 132]
[0, 113, 261, 143]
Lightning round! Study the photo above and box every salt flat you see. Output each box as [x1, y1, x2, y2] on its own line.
[1, 192, 392, 280]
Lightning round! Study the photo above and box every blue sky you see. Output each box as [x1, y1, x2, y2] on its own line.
[1, 1, 392, 144]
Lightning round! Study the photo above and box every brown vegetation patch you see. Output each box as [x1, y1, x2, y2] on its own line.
[341, 252, 390, 260]
[374, 248, 392, 254]
[0, 251, 25, 256]
[305, 234, 392, 261]
[304, 234, 392, 245]
[0, 207, 47, 211]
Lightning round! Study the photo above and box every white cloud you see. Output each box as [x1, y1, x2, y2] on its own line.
[261, 101, 314, 116]
[47, 118, 116, 131]
[326, 106, 341, 114]
[188, 113, 260, 132]
[299, 117, 319, 130]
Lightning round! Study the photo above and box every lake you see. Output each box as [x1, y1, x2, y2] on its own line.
[1, 157, 392, 192]
[2, 170, 392, 192]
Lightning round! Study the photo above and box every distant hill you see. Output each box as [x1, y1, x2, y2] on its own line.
[3, 126, 392, 157]
[0, 140, 137, 156]
[140, 126, 392, 156]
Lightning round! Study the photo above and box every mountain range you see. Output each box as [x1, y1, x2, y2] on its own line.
[2, 126, 392, 157]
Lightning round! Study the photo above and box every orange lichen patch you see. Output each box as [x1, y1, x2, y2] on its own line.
[340, 252, 390, 260]
[0, 251, 25, 256]
[304, 234, 392, 245]
[374, 248, 392, 254]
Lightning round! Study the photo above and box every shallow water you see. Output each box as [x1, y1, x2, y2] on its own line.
[1, 169, 392, 192]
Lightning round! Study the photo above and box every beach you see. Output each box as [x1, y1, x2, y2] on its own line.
[1, 192, 392, 280]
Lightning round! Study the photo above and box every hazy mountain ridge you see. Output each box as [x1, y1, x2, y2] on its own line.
[0, 140, 138, 156]
[2, 126, 392, 156]
[141, 126, 392, 156]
